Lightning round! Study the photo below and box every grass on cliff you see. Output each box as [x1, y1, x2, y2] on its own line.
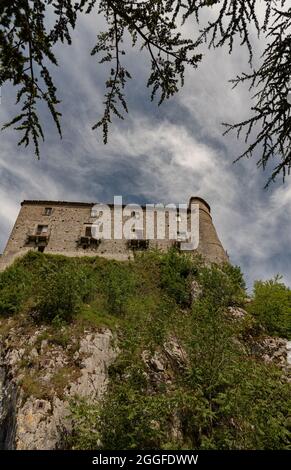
[0, 250, 205, 329]
[0, 250, 290, 450]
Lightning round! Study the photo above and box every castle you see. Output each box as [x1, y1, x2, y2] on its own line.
[0, 197, 228, 270]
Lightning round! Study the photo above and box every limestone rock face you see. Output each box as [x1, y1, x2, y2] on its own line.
[190, 280, 202, 302]
[227, 307, 247, 319]
[0, 316, 290, 449]
[0, 357, 17, 449]
[69, 331, 117, 400]
[142, 337, 188, 391]
[0, 327, 116, 450]
[248, 335, 291, 381]
[16, 398, 59, 450]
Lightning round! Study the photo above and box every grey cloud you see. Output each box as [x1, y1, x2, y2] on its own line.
[0, 7, 290, 290]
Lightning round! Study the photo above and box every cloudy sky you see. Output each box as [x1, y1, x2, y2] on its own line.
[0, 3, 291, 290]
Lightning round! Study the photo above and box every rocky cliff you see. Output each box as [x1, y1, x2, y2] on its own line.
[0, 311, 290, 450]
[0, 251, 290, 450]
[0, 323, 116, 449]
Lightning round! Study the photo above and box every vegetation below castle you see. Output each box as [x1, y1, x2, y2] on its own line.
[0, 251, 290, 450]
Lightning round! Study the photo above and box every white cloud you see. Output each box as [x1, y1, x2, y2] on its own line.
[0, 5, 290, 290]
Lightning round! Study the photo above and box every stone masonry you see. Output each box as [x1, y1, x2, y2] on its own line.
[0, 197, 228, 270]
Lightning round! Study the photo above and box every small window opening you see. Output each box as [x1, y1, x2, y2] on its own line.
[44, 208, 52, 216]
[36, 225, 48, 235]
[85, 226, 92, 237]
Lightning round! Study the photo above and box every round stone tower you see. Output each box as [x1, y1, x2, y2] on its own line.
[189, 197, 229, 264]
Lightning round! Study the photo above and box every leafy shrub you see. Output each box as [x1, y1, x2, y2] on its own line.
[0, 263, 32, 316]
[102, 262, 136, 316]
[69, 295, 291, 450]
[67, 259, 290, 450]
[69, 389, 175, 450]
[159, 249, 200, 306]
[249, 277, 291, 339]
[198, 263, 246, 308]
[2, 251, 290, 450]
[221, 263, 246, 291]
[19, 250, 48, 270]
[66, 398, 101, 450]
[32, 260, 91, 322]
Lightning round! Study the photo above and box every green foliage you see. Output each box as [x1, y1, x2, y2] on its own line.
[32, 260, 93, 322]
[0, 0, 201, 152]
[186, 298, 290, 449]
[187, 300, 239, 393]
[0, 252, 96, 322]
[198, 263, 246, 308]
[67, 259, 290, 450]
[0, 263, 32, 315]
[67, 398, 102, 450]
[221, 263, 246, 291]
[70, 390, 174, 450]
[77, 302, 119, 330]
[103, 262, 136, 316]
[159, 249, 200, 307]
[1, 251, 290, 450]
[248, 277, 291, 339]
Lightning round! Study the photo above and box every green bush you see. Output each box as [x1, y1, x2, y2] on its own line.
[221, 263, 246, 291]
[198, 263, 246, 308]
[1, 251, 290, 450]
[159, 249, 199, 307]
[186, 296, 291, 449]
[32, 260, 91, 322]
[69, 389, 175, 450]
[67, 398, 102, 450]
[102, 262, 136, 316]
[69, 294, 291, 450]
[0, 263, 32, 316]
[67, 261, 290, 450]
[249, 277, 291, 339]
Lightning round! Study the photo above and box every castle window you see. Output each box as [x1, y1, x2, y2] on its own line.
[36, 225, 48, 235]
[44, 207, 52, 216]
[85, 226, 92, 237]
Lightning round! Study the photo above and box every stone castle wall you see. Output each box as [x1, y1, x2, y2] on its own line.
[0, 197, 228, 270]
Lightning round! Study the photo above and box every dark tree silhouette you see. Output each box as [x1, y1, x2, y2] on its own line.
[0, 1, 291, 185]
